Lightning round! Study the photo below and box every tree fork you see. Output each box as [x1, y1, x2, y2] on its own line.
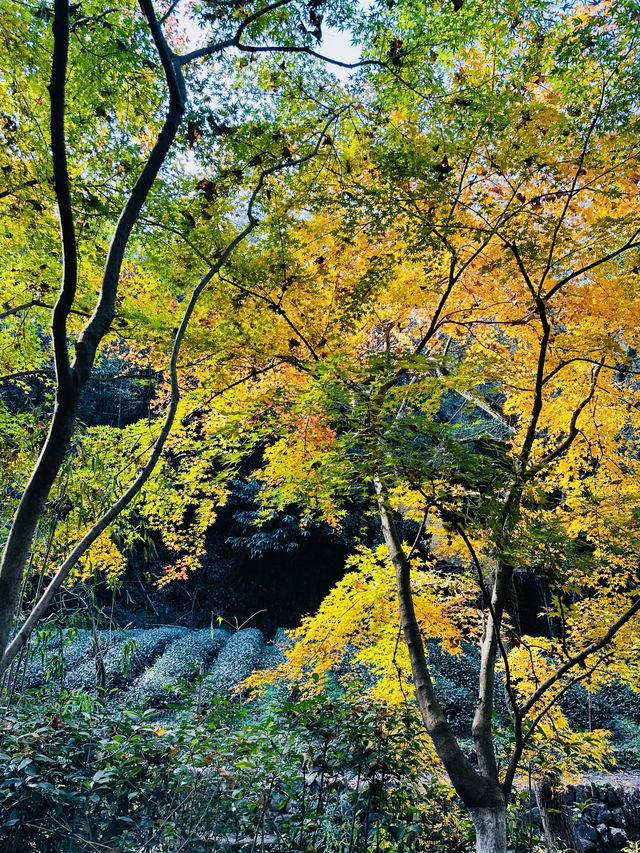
[375, 479, 505, 812]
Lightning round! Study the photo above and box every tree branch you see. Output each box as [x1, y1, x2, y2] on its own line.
[48, 0, 77, 400]
[538, 83, 606, 294]
[0, 116, 339, 676]
[0, 300, 46, 321]
[526, 361, 603, 477]
[72, 0, 187, 386]
[544, 228, 640, 302]
[518, 595, 640, 721]
[178, 0, 383, 72]
[507, 241, 550, 469]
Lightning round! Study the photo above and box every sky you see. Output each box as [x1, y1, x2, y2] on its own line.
[319, 24, 362, 81]
[174, 2, 362, 83]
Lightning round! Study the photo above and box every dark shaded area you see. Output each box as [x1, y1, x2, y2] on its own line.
[102, 507, 548, 646]
[104, 484, 377, 638]
[1, 351, 156, 428]
[4, 366, 550, 639]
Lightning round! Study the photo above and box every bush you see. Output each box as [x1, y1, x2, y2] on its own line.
[201, 628, 264, 698]
[64, 626, 188, 693]
[22, 628, 93, 689]
[127, 628, 228, 707]
[560, 681, 640, 734]
[0, 685, 472, 852]
[258, 629, 290, 671]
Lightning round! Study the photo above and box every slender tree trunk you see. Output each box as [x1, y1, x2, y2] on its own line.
[0, 0, 187, 666]
[470, 806, 508, 853]
[0, 401, 76, 659]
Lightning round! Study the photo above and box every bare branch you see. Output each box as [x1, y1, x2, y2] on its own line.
[374, 478, 504, 808]
[69, 7, 131, 31]
[0, 179, 39, 200]
[507, 241, 550, 469]
[445, 515, 519, 719]
[542, 356, 640, 386]
[178, 0, 383, 72]
[158, 0, 181, 24]
[502, 654, 607, 794]
[0, 369, 55, 383]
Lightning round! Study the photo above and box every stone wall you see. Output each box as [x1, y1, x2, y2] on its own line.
[531, 782, 640, 851]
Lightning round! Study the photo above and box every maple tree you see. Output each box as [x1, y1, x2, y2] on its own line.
[0, 0, 363, 672]
[215, 4, 640, 850]
[3, 0, 640, 851]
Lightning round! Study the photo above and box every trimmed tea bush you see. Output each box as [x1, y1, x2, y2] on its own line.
[202, 628, 264, 697]
[127, 628, 228, 706]
[65, 626, 187, 692]
[22, 629, 93, 689]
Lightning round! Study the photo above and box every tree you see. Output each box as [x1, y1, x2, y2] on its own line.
[211, 4, 640, 849]
[3, 1, 640, 850]
[0, 0, 363, 673]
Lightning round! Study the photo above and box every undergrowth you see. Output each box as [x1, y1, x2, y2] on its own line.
[0, 682, 475, 853]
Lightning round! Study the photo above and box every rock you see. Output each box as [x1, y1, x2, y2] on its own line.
[575, 820, 599, 853]
[594, 803, 613, 824]
[603, 784, 621, 807]
[562, 784, 576, 805]
[575, 784, 592, 803]
[609, 825, 628, 848]
[575, 820, 598, 843]
[596, 823, 610, 846]
[611, 806, 628, 829]
[623, 805, 639, 829]
[530, 806, 542, 828]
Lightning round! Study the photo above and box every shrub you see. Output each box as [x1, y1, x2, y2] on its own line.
[560, 681, 640, 734]
[258, 628, 290, 671]
[201, 628, 264, 698]
[126, 627, 228, 707]
[0, 686, 472, 853]
[65, 626, 187, 692]
[22, 628, 93, 689]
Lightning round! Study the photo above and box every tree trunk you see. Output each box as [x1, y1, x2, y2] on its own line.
[534, 776, 584, 852]
[0, 0, 187, 670]
[470, 805, 507, 853]
[0, 402, 76, 660]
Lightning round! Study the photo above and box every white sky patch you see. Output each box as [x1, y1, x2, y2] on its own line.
[321, 24, 362, 82]
[171, 3, 362, 83]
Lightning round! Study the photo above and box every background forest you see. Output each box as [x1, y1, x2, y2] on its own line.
[2, 0, 640, 850]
